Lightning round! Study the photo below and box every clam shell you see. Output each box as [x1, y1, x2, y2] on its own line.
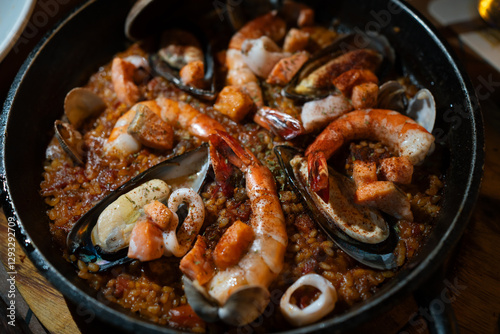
[64, 87, 106, 129]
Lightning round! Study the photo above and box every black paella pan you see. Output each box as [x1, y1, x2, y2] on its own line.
[0, 0, 484, 333]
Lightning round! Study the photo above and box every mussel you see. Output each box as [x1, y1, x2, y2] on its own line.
[67, 144, 211, 272]
[54, 88, 107, 165]
[149, 31, 217, 101]
[283, 32, 395, 103]
[274, 145, 398, 270]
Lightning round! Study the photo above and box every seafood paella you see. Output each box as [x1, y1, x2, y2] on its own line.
[40, 1, 444, 332]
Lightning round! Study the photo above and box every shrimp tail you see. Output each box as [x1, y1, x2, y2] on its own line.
[209, 140, 235, 196]
[209, 130, 254, 169]
[254, 107, 304, 140]
[307, 151, 329, 203]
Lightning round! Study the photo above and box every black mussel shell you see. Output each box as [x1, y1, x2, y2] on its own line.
[274, 145, 398, 270]
[283, 32, 395, 103]
[67, 144, 211, 272]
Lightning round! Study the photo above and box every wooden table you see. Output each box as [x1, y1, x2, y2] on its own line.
[1, 1, 499, 333]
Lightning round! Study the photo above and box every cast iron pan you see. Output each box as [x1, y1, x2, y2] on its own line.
[0, 0, 484, 333]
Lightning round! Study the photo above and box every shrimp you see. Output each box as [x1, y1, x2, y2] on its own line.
[229, 11, 286, 50]
[226, 48, 263, 107]
[305, 109, 434, 202]
[181, 130, 287, 325]
[224, 10, 287, 106]
[111, 56, 150, 107]
[105, 97, 224, 156]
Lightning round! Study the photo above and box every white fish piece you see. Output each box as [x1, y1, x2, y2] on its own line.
[301, 94, 353, 132]
[241, 36, 291, 78]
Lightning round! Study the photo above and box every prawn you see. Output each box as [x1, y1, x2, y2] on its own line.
[305, 109, 434, 203]
[229, 11, 286, 50]
[105, 97, 224, 157]
[180, 130, 287, 325]
[111, 56, 150, 107]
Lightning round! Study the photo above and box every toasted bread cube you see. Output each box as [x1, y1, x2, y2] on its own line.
[352, 82, 379, 110]
[379, 156, 413, 184]
[213, 220, 254, 269]
[213, 86, 254, 122]
[283, 28, 310, 53]
[128, 220, 165, 262]
[143, 200, 173, 230]
[332, 69, 379, 97]
[352, 160, 378, 188]
[355, 181, 413, 221]
[179, 60, 205, 89]
[179, 236, 215, 285]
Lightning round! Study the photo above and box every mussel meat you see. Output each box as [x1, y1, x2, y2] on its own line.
[67, 144, 211, 272]
[274, 145, 398, 270]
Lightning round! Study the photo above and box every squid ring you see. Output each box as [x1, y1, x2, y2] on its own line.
[280, 273, 337, 327]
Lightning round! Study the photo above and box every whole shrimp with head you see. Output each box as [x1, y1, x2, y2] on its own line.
[180, 130, 287, 326]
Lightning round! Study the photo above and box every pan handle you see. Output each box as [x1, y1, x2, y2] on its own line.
[413, 267, 460, 334]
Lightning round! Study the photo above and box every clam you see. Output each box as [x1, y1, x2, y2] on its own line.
[377, 81, 436, 132]
[377, 80, 407, 113]
[67, 144, 211, 272]
[54, 88, 107, 165]
[54, 120, 85, 165]
[406, 88, 436, 133]
[64, 87, 107, 129]
[283, 32, 395, 103]
[274, 145, 398, 270]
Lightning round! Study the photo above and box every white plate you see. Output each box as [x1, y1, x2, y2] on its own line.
[0, 0, 37, 63]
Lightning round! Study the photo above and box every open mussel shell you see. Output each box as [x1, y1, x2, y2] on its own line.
[274, 145, 398, 270]
[149, 46, 217, 101]
[283, 32, 395, 103]
[67, 144, 211, 272]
